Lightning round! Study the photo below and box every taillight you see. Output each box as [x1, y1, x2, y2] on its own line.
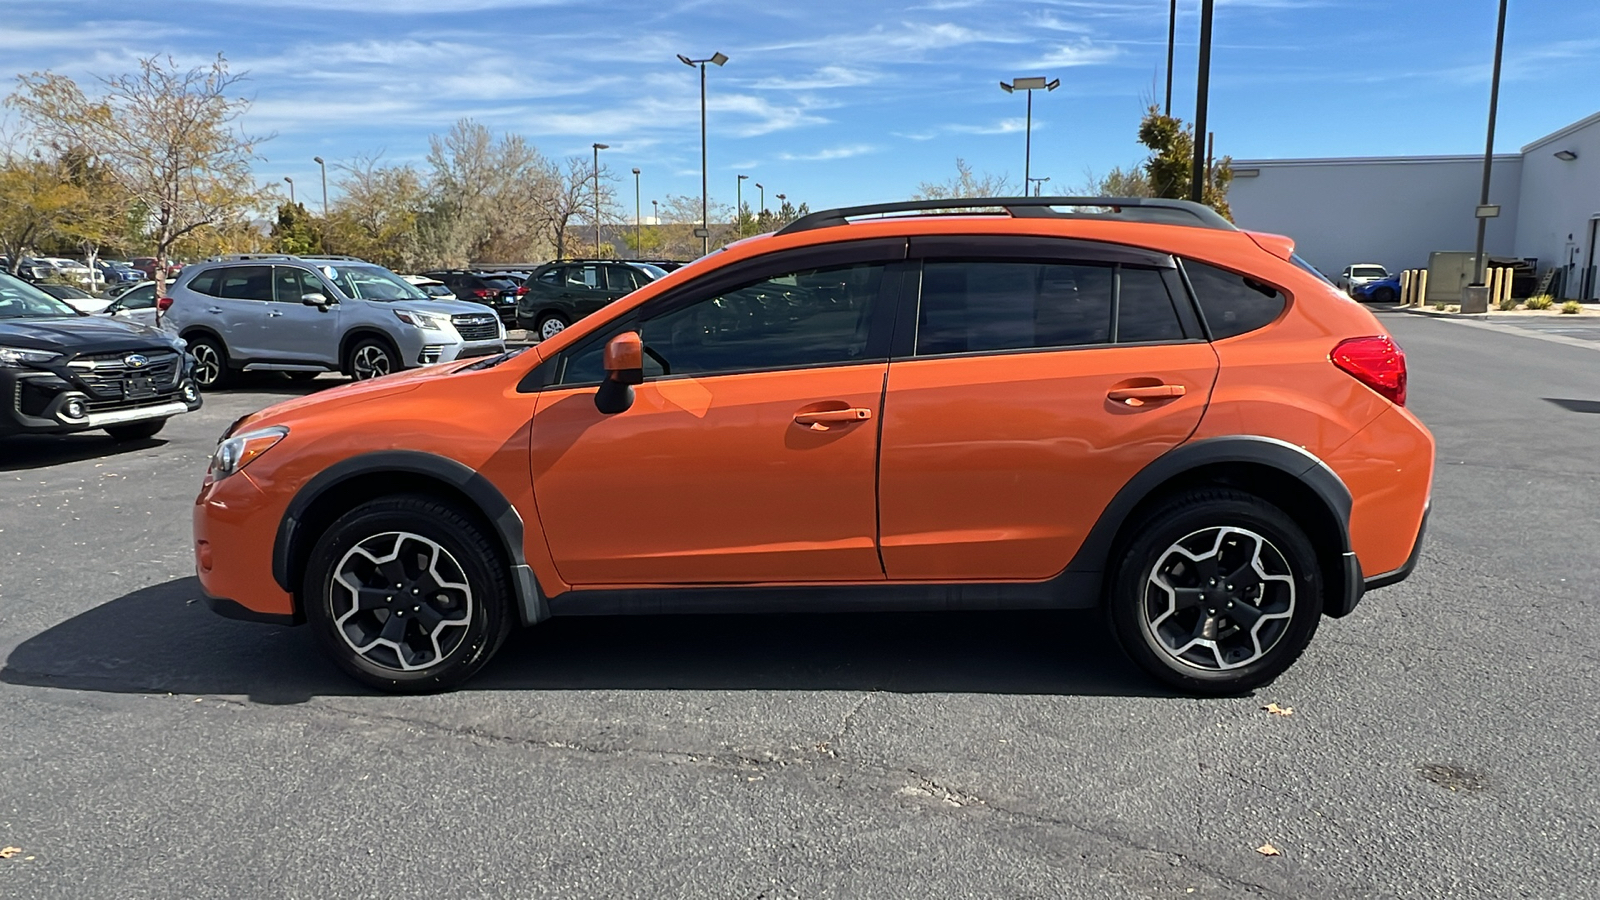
[1331, 335, 1407, 406]
[156, 296, 173, 311]
[515, 285, 529, 295]
[472, 289, 494, 298]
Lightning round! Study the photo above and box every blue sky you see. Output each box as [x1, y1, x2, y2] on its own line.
[3, 0, 1598, 214]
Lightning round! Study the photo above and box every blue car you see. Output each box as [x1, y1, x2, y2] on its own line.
[1353, 273, 1401, 303]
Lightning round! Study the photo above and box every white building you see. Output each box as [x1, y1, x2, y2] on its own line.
[1229, 110, 1600, 299]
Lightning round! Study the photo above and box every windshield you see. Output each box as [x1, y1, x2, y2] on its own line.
[319, 264, 428, 302]
[0, 272, 80, 318]
[1352, 266, 1388, 278]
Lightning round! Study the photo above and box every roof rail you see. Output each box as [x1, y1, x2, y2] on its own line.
[298, 255, 366, 262]
[776, 196, 1237, 235]
[206, 253, 300, 262]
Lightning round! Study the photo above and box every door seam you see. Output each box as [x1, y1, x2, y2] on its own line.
[873, 367, 889, 577]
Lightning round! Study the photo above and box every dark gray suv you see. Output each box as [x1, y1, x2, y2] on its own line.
[162, 255, 505, 388]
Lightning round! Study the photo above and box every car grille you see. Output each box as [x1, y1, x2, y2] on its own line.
[451, 315, 500, 342]
[68, 350, 183, 409]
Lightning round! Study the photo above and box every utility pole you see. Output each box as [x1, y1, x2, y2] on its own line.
[1189, 0, 1214, 204]
[1472, 0, 1510, 287]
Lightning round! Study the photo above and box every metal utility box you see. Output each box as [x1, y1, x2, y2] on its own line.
[1426, 251, 1482, 304]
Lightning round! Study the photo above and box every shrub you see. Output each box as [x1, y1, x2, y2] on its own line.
[1498, 294, 1519, 311]
[1526, 294, 1555, 310]
[1561, 300, 1582, 315]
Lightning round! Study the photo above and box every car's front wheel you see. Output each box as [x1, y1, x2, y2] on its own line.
[1372, 286, 1397, 303]
[303, 495, 513, 692]
[347, 338, 398, 381]
[1108, 488, 1323, 695]
[188, 336, 228, 389]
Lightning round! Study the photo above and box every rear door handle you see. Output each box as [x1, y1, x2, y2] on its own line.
[794, 407, 873, 430]
[206, 307, 222, 314]
[1107, 384, 1186, 407]
[267, 310, 284, 317]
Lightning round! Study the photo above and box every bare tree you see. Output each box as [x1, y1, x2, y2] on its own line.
[8, 53, 273, 288]
[1075, 164, 1153, 198]
[913, 158, 1013, 201]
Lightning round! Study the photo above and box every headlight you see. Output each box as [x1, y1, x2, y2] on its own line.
[394, 310, 451, 331]
[0, 346, 62, 367]
[209, 425, 289, 480]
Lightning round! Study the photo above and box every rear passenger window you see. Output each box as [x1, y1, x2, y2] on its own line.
[917, 261, 1113, 355]
[186, 269, 221, 297]
[1183, 260, 1286, 339]
[218, 266, 274, 302]
[1116, 268, 1184, 343]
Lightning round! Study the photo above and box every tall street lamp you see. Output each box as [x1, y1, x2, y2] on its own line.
[592, 142, 608, 258]
[312, 156, 328, 217]
[737, 174, 749, 237]
[651, 199, 659, 228]
[678, 50, 728, 256]
[632, 168, 642, 259]
[755, 182, 765, 217]
[1472, 0, 1510, 288]
[1189, 0, 1214, 204]
[774, 193, 786, 224]
[283, 175, 295, 206]
[1164, 0, 1177, 116]
[999, 76, 1059, 189]
[1027, 175, 1050, 197]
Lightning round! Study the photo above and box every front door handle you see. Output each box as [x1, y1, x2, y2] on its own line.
[794, 407, 873, 430]
[1107, 384, 1186, 407]
[267, 310, 284, 317]
[206, 307, 222, 314]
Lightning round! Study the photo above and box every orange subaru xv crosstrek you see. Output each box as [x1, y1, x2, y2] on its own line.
[195, 197, 1432, 695]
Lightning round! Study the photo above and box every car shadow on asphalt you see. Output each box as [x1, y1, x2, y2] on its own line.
[0, 432, 168, 471]
[1, 577, 1171, 703]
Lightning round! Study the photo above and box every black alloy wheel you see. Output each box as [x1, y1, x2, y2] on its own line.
[188, 336, 227, 389]
[347, 338, 398, 381]
[1108, 488, 1323, 695]
[303, 495, 513, 692]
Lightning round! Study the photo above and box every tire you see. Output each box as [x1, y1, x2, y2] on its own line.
[1107, 488, 1323, 695]
[104, 419, 166, 441]
[536, 312, 570, 342]
[346, 337, 399, 381]
[1372, 287, 1397, 304]
[187, 335, 228, 389]
[302, 495, 514, 693]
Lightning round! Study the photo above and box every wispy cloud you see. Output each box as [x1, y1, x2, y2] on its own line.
[778, 143, 879, 162]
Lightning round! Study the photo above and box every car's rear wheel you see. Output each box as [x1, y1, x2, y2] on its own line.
[1108, 488, 1323, 695]
[347, 338, 398, 381]
[104, 419, 166, 441]
[1372, 286, 1397, 303]
[188, 336, 227, 389]
[303, 495, 513, 693]
[536, 312, 569, 341]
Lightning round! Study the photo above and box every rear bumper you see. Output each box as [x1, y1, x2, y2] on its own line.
[1363, 505, 1429, 592]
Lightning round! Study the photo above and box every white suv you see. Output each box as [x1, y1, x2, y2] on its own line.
[161, 255, 505, 388]
[1336, 263, 1389, 294]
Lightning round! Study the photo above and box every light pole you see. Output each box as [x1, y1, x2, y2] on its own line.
[632, 168, 641, 259]
[775, 193, 786, 225]
[755, 182, 765, 218]
[737, 174, 748, 237]
[1000, 77, 1059, 189]
[1190, 0, 1214, 203]
[651, 199, 659, 238]
[283, 176, 295, 206]
[312, 156, 328, 216]
[1164, 0, 1177, 116]
[1472, 0, 1510, 288]
[1027, 175, 1050, 197]
[678, 50, 728, 256]
[592, 142, 608, 258]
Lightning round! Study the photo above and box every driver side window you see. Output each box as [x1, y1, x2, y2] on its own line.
[559, 261, 885, 385]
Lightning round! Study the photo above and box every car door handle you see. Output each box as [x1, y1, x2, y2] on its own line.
[206, 307, 222, 314]
[1107, 384, 1186, 407]
[793, 407, 873, 430]
[267, 310, 284, 317]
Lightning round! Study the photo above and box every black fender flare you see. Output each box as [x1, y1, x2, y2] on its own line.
[272, 450, 547, 626]
[1060, 435, 1362, 616]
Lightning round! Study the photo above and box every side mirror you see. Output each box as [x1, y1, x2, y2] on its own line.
[301, 292, 330, 308]
[594, 331, 644, 415]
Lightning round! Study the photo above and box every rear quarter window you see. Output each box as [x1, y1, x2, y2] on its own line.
[1182, 259, 1287, 339]
[186, 269, 222, 297]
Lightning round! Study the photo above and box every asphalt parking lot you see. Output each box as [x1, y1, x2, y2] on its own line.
[2, 311, 1598, 898]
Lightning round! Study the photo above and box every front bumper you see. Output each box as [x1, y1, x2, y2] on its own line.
[1, 364, 203, 436]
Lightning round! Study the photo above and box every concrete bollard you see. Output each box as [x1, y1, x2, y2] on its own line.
[1461, 284, 1489, 314]
[1400, 270, 1412, 305]
[1417, 269, 1428, 307]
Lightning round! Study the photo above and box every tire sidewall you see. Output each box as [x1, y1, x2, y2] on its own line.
[1110, 494, 1323, 695]
[303, 498, 509, 692]
[347, 338, 399, 380]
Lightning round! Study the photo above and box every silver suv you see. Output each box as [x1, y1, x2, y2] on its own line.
[162, 255, 506, 388]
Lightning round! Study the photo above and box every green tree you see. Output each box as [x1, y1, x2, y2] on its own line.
[270, 201, 322, 255]
[0, 151, 80, 274]
[1136, 105, 1232, 218]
